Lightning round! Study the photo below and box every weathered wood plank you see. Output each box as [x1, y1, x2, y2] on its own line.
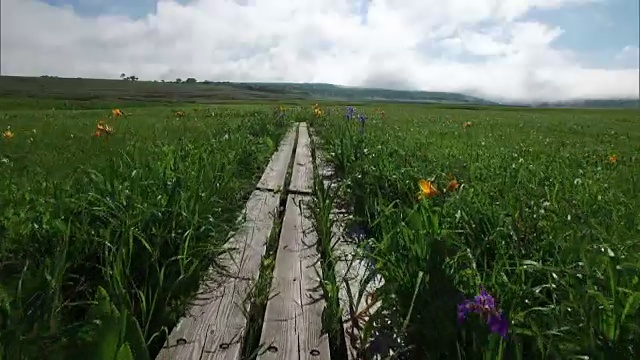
[289, 123, 313, 194]
[258, 195, 329, 360]
[257, 124, 298, 192]
[332, 213, 383, 360]
[296, 195, 331, 360]
[257, 195, 303, 360]
[156, 190, 280, 360]
[201, 190, 281, 360]
[308, 132, 335, 192]
[312, 134, 382, 360]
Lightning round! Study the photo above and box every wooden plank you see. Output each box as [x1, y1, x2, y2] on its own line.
[258, 195, 329, 360]
[257, 124, 298, 191]
[296, 195, 330, 360]
[309, 133, 334, 191]
[157, 190, 280, 360]
[332, 213, 383, 360]
[312, 134, 382, 360]
[289, 123, 313, 194]
[257, 195, 303, 360]
[201, 190, 281, 360]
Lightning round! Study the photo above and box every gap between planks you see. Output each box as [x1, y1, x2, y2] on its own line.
[156, 123, 299, 360]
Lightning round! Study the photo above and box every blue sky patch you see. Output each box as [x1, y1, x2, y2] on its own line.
[525, 0, 639, 53]
[41, 0, 192, 18]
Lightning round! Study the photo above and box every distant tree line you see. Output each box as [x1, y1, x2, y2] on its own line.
[175, 78, 197, 84]
[120, 73, 138, 81]
[39, 73, 225, 86]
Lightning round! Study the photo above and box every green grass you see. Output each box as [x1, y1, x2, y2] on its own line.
[308, 136, 347, 356]
[3, 96, 639, 360]
[308, 104, 640, 359]
[0, 103, 293, 359]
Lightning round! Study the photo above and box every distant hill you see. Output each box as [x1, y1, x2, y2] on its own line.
[229, 82, 499, 105]
[0, 75, 637, 109]
[0, 75, 496, 106]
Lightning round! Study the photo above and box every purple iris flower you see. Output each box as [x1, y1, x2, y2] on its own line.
[346, 106, 355, 120]
[457, 286, 509, 338]
[357, 113, 366, 135]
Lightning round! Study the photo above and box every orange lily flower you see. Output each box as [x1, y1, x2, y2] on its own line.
[447, 179, 460, 192]
[418, 179, 438, 200]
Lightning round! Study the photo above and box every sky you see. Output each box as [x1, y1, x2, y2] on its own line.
[1, 0, 638, 102]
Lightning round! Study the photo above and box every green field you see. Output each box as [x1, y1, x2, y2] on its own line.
[1, 90, 639, 360]
[310, 105, 640, 359]
[0, 102, 298, 359]
[0, 75, 494, 108]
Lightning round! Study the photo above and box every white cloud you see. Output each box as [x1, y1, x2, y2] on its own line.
[1, 0, 637, 102]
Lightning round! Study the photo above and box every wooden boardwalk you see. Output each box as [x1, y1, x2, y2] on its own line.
[156, 123, 333, 360]
[258, 122, 329, 360]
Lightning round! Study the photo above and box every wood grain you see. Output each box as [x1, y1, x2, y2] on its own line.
[289, 123, 313, 194]
[258, 195, 303, 360]
[296, 195, 330, 360]
[258, 195, 329, 360]
[257, 124, 298, 192]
